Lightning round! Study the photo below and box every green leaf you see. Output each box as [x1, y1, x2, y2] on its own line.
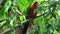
[7, 31, 15, 34]
[10, 16, 16, 30]
[17, 0, 34, 12]
[34, 16, 46, 34]
[0, 0, 12, 19]
[19, 15, 26, 22]
[52, 12, 58, 18]
[36, 0, 44, 4]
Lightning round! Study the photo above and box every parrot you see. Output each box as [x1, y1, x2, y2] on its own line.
[22, 1, 38, 34]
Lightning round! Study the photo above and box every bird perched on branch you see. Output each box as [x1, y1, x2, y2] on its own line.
[22, 1, 38, 34]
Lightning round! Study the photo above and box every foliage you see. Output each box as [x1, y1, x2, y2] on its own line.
[0, 0, 60, 34]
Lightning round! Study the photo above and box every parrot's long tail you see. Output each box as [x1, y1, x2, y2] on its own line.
[22, 22, 29, 34]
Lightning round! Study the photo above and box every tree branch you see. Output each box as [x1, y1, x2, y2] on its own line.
[1, 11, 49, 34]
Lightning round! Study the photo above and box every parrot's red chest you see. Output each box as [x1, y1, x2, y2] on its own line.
[27, 1, 38, 19]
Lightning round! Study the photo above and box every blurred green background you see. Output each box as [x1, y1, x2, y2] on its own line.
[0, 0, 60, 34]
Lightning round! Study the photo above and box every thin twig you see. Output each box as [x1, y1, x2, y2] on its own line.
[0, 24, 19, 34]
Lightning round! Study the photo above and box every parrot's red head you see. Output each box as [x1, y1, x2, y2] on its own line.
[33, 1, 38, 8]
[30, 1, 38, 10]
